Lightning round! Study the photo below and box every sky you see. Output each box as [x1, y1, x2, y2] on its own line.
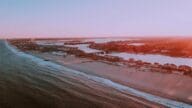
[1, 0, 192, 38]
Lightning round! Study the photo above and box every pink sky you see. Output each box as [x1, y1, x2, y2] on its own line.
[1, 0, 192, 38]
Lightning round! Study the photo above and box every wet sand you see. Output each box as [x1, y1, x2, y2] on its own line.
[0, 40, 160, 108]
[32, 52, 192, 104]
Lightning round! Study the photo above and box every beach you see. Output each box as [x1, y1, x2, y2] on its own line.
[31, 51, 192, 104]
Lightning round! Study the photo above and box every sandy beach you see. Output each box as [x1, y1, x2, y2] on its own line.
[1, 40, 165, 108]
[31, 51, 192, 104]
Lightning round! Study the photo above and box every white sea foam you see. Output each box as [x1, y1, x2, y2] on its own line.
[5, 41, 192, 108]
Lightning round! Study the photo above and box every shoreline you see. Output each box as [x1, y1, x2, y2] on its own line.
[5, 41, 163, 108]
[6, 40, 192, 107]
[28, 51, 192, 106]
[1, 40, 154, 108]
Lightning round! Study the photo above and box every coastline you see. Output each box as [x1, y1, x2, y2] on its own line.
[6, 40, 192, 107]
[2, 41, 154, 108]
[29, 51, 192, 105]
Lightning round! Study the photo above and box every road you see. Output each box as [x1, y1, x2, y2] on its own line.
[0, 40, 191, 108]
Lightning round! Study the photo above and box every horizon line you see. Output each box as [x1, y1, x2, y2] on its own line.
[1, 35, 192, 40]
